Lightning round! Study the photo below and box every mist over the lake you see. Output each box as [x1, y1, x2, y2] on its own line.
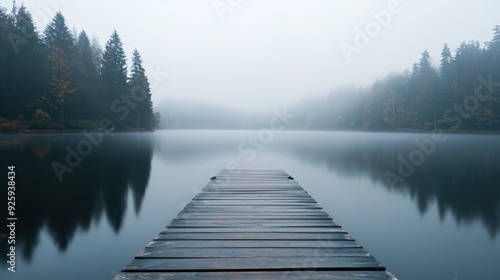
[1, 1, 500, 279]
[11, 0, 498, 115]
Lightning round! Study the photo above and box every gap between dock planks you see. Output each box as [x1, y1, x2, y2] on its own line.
[116, 169, 397, 280]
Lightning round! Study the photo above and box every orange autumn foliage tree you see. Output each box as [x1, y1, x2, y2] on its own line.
[46, 46, 76, 123]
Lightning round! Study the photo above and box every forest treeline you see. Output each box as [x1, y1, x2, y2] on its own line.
[292, 25, 500, 132]
[2, 2, 499, 133]
[0, 3, 159, 132]
[154, 25, 500, 132]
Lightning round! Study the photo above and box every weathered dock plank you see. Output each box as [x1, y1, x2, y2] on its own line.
[116, 271, 396, 280]
[136, 247, 366, 259]
[117, 169, 396, 279]
[154, 232, 350, 240]
[144, 240, 362, 249]
[159, 227, 347, 233]
[122, 256, 385, 271]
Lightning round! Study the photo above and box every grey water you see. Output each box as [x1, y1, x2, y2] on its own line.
[1, 130, 499, 280]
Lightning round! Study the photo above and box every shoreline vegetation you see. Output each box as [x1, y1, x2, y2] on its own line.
[0, 117, 154, 134]
[1, 117, 499, 135]
[1, 4, 159, 134]
[153, 24, 500, 133]
[1, 3, 499, 135]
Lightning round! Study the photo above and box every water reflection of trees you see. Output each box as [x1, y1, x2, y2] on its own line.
[0, 133, 153, 262]
[280, 133, 500, 238]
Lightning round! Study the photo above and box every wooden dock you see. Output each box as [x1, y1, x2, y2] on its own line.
[116, 169, 396, 279]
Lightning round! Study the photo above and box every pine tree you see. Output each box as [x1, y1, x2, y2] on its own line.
[435, 44, 456, 128]
[129, 49, 154, 130]
[406, 51, 440, 129]
[454, 41, 481, 97]
[68, 30, 103, 121]
[488, 26, 500, 129]
[408, 62, 420, 102]
[419, 50, 432, 73]
[0, 3, 17, 118]
[11, 5, 45, 117]
[0, 5, 10, 116]
[43, 12, 74, 55]
[101, 30, 129, 124]
[77, 31, 98, 82]
[473, 26, 500, 130]
[486, 25, 500, 64]
[0, 5, 160, 130]
[439, 44, 455, 94]
[440, 44, 453, 81]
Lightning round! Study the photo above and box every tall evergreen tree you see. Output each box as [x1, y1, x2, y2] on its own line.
[129, 49, 154, 129]
[472, 27, 500, 129]
[435, 43, 456, 127]
[11, 5, 45, 117]
[76, 32, 95, 79]
[101, 30, 129, 124]
[43, 12, 73, 55]
[485, 25, 500, 84]
[0, 3, 17, 118]
[440, 44, 453, 80]
[0, 4, 45, 119]
[418, 51, 439, 129]
[439, 44, 455, 94]
[68, 30, 103, 120]
[454, 41, 482, 98]
[405, 51, 440, 129]
[486, 25, 500, 63]
[408, 62, 420, 102]
[0, 5, 160, 130]
[419, 50, 433, 73]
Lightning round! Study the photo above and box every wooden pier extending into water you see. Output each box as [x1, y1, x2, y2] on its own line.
[116, 169, 396, 279]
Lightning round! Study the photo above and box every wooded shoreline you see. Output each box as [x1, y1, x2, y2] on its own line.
[2, 119, 498, 135]
[0, 118, 154, 134]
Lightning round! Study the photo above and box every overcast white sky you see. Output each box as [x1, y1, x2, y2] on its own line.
[16, 0, 500, 112]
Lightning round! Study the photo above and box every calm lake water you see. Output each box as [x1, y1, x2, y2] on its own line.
[1, 130, 499, 280]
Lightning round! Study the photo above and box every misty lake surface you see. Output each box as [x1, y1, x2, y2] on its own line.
[1, 130, 500, 280]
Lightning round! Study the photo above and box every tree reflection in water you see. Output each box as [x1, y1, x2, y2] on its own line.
[272, 132, 500, 238]
[0, 133, 154, 262]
